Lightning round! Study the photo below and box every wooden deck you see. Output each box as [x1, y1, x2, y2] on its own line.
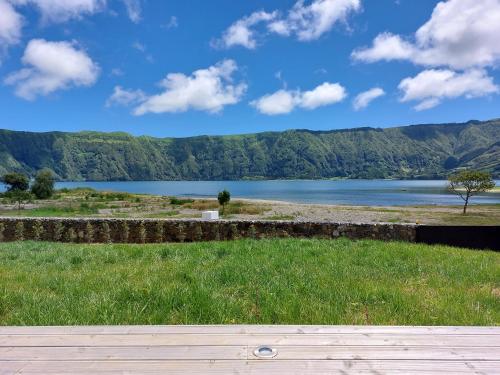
[1, 325, 499, 374]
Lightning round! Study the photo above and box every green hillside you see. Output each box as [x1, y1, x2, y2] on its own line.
[0, 119, 498, 180]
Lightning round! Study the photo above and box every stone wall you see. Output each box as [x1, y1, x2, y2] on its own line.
[0, 218, 417, 244]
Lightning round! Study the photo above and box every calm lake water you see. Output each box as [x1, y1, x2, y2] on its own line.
[55, 180, 500, 206]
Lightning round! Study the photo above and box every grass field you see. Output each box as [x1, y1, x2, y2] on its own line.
[0, 239, 498, 326]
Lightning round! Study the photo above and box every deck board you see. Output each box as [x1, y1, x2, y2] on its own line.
[1, 326, 499, 374]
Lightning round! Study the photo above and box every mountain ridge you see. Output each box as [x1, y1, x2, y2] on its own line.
[0, 119, 498, 181]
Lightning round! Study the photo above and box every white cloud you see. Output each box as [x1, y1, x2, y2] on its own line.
[4, 39, 100, 100]
[398, 69, 498, 111]
[122, 0, 141, 23]
[251, 82, 346, 115]
[269, 0, 362, 41]
[353, 87, 385, 110]
[251, 90, 297, 115]
[300, 82, 346, 109]
[110, 68, 123, 76]
[133, 60, 247, 115]
[216, 0, 361, 49]
[213, 10, 277, 49]
[11, 0, 106, 23]
[0, 0, 23, 62]
[0, 0, 23, 45]
[352, 0, 500, 70]
[106, 85, 145, 107]
[132, 41, 145, 52]
[163, 15, 178, 29]
[351, 32, 414, 63]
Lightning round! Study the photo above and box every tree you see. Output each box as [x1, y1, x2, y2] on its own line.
[1, 172, 32, 210]
[4, 190, 33, 210]
[448, 170, 495, 214]
[31, 169, 55, 199]
[217, 190, 231, 214]
[1, 172, 29, 192]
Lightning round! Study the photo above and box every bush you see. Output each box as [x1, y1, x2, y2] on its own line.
[31, 169, 55, 199]
[170, 197, 194, 205]
[218, 190, 231, 214]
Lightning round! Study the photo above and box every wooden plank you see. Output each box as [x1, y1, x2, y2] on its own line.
[0, 346, 247, 361]
[0, 325, 497, 335]
[259, 346, 500, 361]
[1, 333, 499, 347]
[0, 346, 498, 361]
[1, 360, 499, 375]
[1, 326, 499, 374]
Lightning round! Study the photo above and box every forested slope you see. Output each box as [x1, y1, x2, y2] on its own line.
[0, 119, 498, 180]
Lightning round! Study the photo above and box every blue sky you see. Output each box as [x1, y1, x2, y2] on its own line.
[1, 0, 499, 137]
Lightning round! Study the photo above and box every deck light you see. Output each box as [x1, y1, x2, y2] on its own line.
[253, 346, 278, 358]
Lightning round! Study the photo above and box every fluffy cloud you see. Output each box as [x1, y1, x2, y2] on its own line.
[132, 60, 247, 115]
[0, 0, 23, 45]
[250, 90, 297, 115]
[216, 0, 361, 49]
[0, 0, 23, 62]
[300, 82, 347, 109]
[351, 33, 414, 63]
[213, 11, 277, 49]
[11, 0, 106, 23]
[106, 86, 145, 107]
[353, 87, 385, 110]
[269, 0, 361, 41]
[251, 82, 346, 115]
[398, 69, 498, 111]
[4, 39, 100, 100]
[352, 0, 500, 70]
[122, 0, 141, 23]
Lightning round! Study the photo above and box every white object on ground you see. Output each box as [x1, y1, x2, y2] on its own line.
[202, 211, 219, 220]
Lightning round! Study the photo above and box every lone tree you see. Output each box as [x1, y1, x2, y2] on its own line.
[1, 172, 32, 210]
[448, 170, 495, 214]
[1, 172, 29, 192]
[31, 169, 55, 199]
[217, 190, 231, 214]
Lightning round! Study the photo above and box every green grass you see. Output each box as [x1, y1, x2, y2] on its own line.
[169, 197, 195, 205]
[0, 203, 103, 217]
[0, 239, 498, 326]
[145, 210, 180, 218]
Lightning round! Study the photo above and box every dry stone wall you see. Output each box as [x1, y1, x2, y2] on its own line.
[0, 218, 416, 244]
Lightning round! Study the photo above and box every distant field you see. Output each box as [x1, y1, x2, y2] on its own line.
[1, 188, 499, 225]
[0, 239, 498, 326]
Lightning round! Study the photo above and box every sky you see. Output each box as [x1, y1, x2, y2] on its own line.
[0, 0, 500, 137]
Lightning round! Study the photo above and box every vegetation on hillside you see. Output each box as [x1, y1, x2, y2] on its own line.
[1, 119, 498, 181]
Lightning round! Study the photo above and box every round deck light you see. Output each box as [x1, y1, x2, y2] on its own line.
[253, 346, 278, 358]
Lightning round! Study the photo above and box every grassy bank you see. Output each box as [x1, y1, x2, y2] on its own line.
[0, 239, 498, 326]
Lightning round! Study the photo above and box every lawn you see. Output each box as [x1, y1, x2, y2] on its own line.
[0, 238, 498, 326]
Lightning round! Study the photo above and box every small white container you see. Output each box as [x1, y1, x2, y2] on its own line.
[202, 210, 219, 220]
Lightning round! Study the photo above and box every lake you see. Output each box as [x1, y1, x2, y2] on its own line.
[54, 180, 500, 206]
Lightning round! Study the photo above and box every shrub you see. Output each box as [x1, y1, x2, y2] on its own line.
[31, 169, 55, 200]
[170, 197, 194, 205]
[218, 190, 231, 214]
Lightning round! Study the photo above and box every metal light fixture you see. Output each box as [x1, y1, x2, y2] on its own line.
[253, 346, 278, 358]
